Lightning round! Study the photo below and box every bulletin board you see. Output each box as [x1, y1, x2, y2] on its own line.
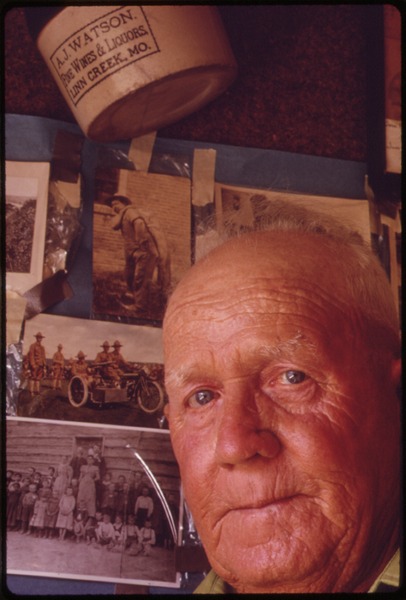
[4, 113, 372, 597]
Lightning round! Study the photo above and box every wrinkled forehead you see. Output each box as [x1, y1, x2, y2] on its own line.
[163, 232, 351, 344]
[166, 231, 342, 311]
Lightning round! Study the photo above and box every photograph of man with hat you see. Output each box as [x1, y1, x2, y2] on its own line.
[105, 194, 171, 320]
[27, 332, 47, 394]
[70, 351, 90, 378]
[51, 344, 65, 390]
[94, 341, 119, 382]
[109, 340, 131, 378]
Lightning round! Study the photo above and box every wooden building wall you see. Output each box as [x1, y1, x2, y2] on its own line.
[6, 419, 179, 498]
[93, 203, 125, 275]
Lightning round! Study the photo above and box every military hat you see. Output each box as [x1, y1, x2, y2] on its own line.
[105, 194, 131, 207]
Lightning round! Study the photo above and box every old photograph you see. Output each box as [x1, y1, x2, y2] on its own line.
[215, 183, 371, 243]
[93, 169, 191, 324]
[6, 418, 182, 588]
[17, 313, 167, 429]
[5, 161, 50, 295]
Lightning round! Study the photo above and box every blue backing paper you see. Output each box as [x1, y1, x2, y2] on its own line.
[5, 113, 367, 322]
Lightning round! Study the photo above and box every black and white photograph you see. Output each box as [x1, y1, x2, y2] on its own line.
[17, 313, 167, 429]
[5, 161, 50, 295]
[216, 182, 372, 244]
[6, 418, 182, 588]
[93, 169, 191, 324]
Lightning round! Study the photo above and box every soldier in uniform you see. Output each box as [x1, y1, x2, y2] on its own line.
[109, 340, 131, 379]
[71, 351, 89, 377]
[94, 341, 117, 381]
[51, 344, 65, 390]
[27, 332, 47, 394]
[94, 341, 111, 365]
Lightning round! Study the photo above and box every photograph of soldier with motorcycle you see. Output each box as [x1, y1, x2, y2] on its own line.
[18, 314, 166, 429]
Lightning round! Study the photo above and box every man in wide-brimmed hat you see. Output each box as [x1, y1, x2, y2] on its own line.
[109, 339, 131, 377]
[95, 341, 111, 364]
[94, 340, 118, 381]
[27, 332, 46, 394]
[105, 194, 170, 319]
[71, 351, 89, 378]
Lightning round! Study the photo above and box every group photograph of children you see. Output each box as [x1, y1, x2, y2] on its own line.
[6, 418, 182, 588]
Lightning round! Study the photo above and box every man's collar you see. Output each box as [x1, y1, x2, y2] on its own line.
[194, 550, 401, 594]
[369, 549, 400, 593]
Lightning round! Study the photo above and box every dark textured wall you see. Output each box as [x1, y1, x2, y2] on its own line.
[5, 5, 371, 161]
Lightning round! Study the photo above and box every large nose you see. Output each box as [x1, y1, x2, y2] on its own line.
[214, 380, 281, 465]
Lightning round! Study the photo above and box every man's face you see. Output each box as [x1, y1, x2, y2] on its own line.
[163, 232, 400, 593]
[111, 199, 125, 214]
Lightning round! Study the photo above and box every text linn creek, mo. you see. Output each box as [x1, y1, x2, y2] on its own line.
[50, 7, 160, 105]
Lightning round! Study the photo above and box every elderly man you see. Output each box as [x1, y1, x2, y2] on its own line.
[163, 206, 401, 593]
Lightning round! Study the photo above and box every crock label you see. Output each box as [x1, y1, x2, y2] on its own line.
[49, 6, 160, 106]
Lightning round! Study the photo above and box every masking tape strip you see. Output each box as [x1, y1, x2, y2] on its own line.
[192, 148, 216, 207]
[191, 148, 217, 263]
[23, 270, 73, 320]
[128, 132, 157, 173]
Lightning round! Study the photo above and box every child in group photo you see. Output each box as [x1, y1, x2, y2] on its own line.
[73, 511, 86, 543]
[7, 459, 178, 562]
[28, 482, 51, 538]
[138, 519, 156, 556]
[7, 475, 22, 531]
[20, 484, 38, 534]
[43, 490, 60, 538]
[95, 513, 115, 548]
[124, 514, 139, 554]
[56, 487, 76, 541]
[84, 515, 98, 545]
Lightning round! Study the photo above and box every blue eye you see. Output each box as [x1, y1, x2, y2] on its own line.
[282, 370, 307, 384]
[188, 389, 217, 408]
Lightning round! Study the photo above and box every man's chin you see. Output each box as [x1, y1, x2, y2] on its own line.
[195, 495, 347, 591]
[204, 530, 336, 594]
[209, 546, 302, 592]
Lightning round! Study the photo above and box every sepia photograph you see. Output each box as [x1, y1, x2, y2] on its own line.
[215, 182, 372, 243]
[93, 169, 191, 324]
[5, 161, 50, 295]
[17, 313, 167, 429]
[6, 418, 182, 588]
